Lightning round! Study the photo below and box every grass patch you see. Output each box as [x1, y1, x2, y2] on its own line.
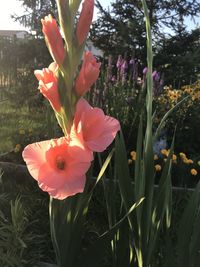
[0, 100, 48, 153]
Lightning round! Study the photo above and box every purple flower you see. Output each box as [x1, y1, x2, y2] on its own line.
[121, 60, 128, 71]
[152, 71, 160, 82]
[143, 67, 148, 75]
[116, 55, 123, 69]
[129, 58, 135, 65]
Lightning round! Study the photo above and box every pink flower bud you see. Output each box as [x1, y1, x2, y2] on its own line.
[76, 0, 94, 45]
[34, 62, 61, 112]
[75, 51, 100, 96]
[41, 14, 65, 65]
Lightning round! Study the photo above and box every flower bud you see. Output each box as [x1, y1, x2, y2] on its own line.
[76, 0, 94, 45]
[34, 62, 61, 112]
[75, 51, 100, 96]
[41, 14, 65, 65]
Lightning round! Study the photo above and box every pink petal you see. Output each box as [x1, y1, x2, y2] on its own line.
[73, 99, 120, 152]
[86, 116, 120, 152]
[74, 98, 91, 127]
[38, 161, 90, 199]
[34, 70, 44, 81]
[22, 140, 50, 181]
[40, 175, 86, 200]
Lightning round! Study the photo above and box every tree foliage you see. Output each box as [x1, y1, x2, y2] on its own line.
[12, 0, 200, 86]
[90, 0, 200, 86]
[12, 0, 57, 35]
[91, 0, 200, 57]
[154, 28, 200, 87]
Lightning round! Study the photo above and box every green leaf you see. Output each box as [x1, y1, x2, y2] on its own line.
[177, 180, 200, 267]
[94, 149, 114, 188]
[146, 134, 174, 264]
[76, 198, 144, 267]
[190, 208, 200, 267]
[163, 232, 176, 267]
[115, 132, 135, 213]
[134, 115, 145, 259]
[154, 96, 189, 141]
[115, 131, 143, 266]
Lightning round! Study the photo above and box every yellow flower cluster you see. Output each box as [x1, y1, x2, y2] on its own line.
[154, 149, 200, 176]
[162, 81, 200, 103]
[160, 149, 177, 163]
[166, 89, 181, 102]
[179, 152, 193, 164]
[155, 81, 200, 127]
[182, 81, 200, 101]
[128, 149, 199, 177]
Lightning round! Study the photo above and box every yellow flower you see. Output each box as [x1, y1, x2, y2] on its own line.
[172, 154, 177, 161]
[14, 144, 21, 153]
[161, 149, 168, 156]
[155, 164, 162, 172]
[128, 159, 133, 165]
[198, 161, 200, 166]
[191, 169, 198, 176]
[19, 129, 25, 135]
[183, 158, 189, 164]
[130, 151, 136, 161]
[179, 152, 186, 159]
[187, 159, 193, 164]
[154, 154, 158, 160]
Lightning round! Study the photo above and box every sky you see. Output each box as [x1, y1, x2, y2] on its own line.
[0, 0, 112, 31]
[0, 0, 199, 31]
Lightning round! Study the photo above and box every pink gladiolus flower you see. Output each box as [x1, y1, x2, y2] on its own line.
[22, 137, 93, 200]
[76, 0, 94, 45]
[34, 62, 61, 112]
[71, 98, 120, 152]
[75, 51, 100, 96]
[41, 14, 65, 65]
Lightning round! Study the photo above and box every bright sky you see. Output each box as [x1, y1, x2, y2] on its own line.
[0, 0, 112, 31]
[0, 0, 199, 31]
[0, 0, 26, 30]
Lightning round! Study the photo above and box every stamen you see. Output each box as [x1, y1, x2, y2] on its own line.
[56, 156, 65, 170]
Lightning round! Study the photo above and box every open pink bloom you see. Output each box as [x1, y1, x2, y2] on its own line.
[75, 51, 100, 96]
[71, 98, 120, 152]
[41, 14, 65, 65]
[22, 137, 93, 200]
[76, 0, 94, 45]
[34, 62, 61, 112]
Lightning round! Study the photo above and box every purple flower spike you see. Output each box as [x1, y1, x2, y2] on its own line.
[129, 58, 135, 65]
[121, 60, 128, 71]
[116, 55, 123, 69]
[152, 71, 160, 81]
[143, 67, 148, 75]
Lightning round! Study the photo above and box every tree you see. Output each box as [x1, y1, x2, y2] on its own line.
[91, 0, 200, 57]
[154, 28, 200, 87]
[12, 0, 57, 35]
